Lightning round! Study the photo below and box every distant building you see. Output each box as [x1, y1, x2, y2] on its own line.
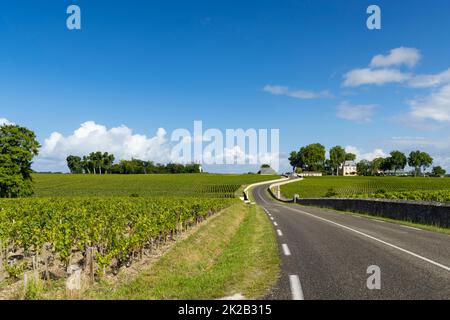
[298, 172, 323, 177]
[340, 161, 357, 176]
[259, 167, 277, 175]
[377, 169, 407, 176]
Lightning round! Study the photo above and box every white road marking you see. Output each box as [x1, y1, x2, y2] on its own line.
[277, 229, 283, 236]
[282, 244, 291, 256]
[281, 205, 450, 272]
[289, 275, 304, 300]
[270, 217, 274, 221]
[402, 225, 422, 231]
[256, 187, 271, 205]
[371, 219, 385, 223]
[273, 222, 278, 226]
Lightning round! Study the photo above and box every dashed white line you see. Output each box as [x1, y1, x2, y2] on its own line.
[273, 222, 278, 226]
[402, 225, 422, 231]
[289, 275, 304, 300]
[270, 217, 274, 221]
[277, 229, 283, 236]
[282, 244, 291, 256]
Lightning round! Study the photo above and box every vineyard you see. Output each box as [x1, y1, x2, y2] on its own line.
[351, 190, 450, 203]
[32, 173, 278, 198]
[281, 176, 450, 201]
[0, 196, 236, 287]
[0, 173, 279, 296]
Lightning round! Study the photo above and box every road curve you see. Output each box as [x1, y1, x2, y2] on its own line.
[252, 184, 450, 300]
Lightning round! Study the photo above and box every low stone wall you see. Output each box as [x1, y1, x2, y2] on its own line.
[295, 198, 450, 228]
[267, 187, 293, 203]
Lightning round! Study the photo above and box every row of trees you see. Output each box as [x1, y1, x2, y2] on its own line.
[288, 144, 356, 174]
[288, 143, 442, 177]
[67, 152, 115, 174]
[66, 153, 201, 174]
[0, 124, 40, 198]
[356, 150, 435, 177]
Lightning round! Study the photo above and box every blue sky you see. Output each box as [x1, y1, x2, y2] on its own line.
[1, 0, 450, 172]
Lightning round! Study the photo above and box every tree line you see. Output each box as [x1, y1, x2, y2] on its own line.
[289, 144, 446, 177]
[66, 152, 201, 174]
[0, 124, 40, 197]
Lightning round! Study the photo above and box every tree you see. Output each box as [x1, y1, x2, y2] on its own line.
[408, 150, 422, 177]
[408, 150, 433, 177]
[420, 152, 433, 175]
[323, 159, 333, 175]
[389, 150, 407, 174]
[0, 124, 40, 198]
[66, 155, 82, 174]
[345, 153, 357, 161]
[371, 157, 384, 175]
[329, 146, 346, 176]
[298, 143, 326, 172]
[357, 160, 372, 176]
[432, 166, 446, 177]
[288, 151, 300, 172]
[81, 156, 91, 174]
[380, 157, 393, 173]
[102, 152, 115, 174]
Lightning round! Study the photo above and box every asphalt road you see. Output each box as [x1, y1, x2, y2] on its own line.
[252, 184, 450, 300]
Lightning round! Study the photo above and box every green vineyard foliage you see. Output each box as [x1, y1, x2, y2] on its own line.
[0, 196, 236, 274]
[351, 190, 450, 203]
[281, 176, 450, 202]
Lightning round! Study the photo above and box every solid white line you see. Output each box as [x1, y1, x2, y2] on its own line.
[257, 187, 270, 205]
[273, 222, 278, 226]
[277, 229, 283, 236]
[402, 225, 422, 231]
[289, 275, 304, 300]
[282, 244, 291, 256]
[281, 205, 450, 272]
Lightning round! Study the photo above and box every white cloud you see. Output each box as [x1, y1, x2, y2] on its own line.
[370, 47, 421, 68]
[343, 47, 420, 87]
[409, 67, 450, 88]
[343, 68, 411, 87]
[336, 102, 377, 122]
[407, 84, 450, 123]
[263, 85, 332, 99]
[345, 146, 388, 161]
[36, 121, 171, 172]
[387, 136, 450, 149]
[0, 118, 13, 126]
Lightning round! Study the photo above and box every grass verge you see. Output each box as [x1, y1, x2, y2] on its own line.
[84, 202, 279, 299]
